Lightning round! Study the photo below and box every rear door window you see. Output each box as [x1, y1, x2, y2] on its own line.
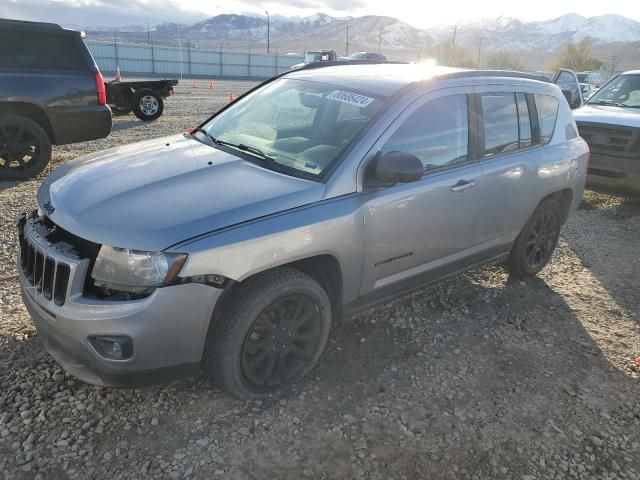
[481, 93, 519, 156]
[0, 31, 87, 71]
[534, 94, 559, 144]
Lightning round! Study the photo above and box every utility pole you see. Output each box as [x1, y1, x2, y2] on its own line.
[265, 11, 270, 54]
[177, 23, 183, 80]
[476, 36, 484, 69]
[449, 25, 458, 66]
[146, 23, 151, 43]
[345, 26, 350, 56]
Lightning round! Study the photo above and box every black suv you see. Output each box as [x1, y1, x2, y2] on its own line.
[0, 19, 112, 180]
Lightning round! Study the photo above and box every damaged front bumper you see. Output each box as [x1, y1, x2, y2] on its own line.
[17, 212, 223, 387]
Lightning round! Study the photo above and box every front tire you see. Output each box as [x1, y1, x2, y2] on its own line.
[506, 198, 562, 277]
[205, 268, 332, 399]
[0, 115, 52, 180]
[132, 89, 163, 121]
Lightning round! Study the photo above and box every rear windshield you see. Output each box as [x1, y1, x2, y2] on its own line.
[0, 31, 88, 71]
[203, 78, 386, 179]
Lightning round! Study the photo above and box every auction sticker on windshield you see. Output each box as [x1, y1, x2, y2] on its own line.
[326, 90, 375, 108]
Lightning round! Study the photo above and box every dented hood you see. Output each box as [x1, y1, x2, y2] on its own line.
[37, 134, 326, 251]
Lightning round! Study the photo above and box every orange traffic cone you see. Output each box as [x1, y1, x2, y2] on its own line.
[115, 65, 122, 81]
[209, 80, 215, 90]
[192, 79, 198, 88]
[229, 93, 235, 102]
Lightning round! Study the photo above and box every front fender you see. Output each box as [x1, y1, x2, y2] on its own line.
[177, 194, 365, 304]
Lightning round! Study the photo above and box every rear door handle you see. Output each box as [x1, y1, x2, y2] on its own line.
[450, 179, 477, 192]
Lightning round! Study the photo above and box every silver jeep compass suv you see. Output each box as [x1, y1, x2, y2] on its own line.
[18, 63, 589, 398]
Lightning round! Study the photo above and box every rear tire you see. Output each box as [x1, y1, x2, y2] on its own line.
[132, 89, 163, 121]
[205, 268, 332, 399]
[505, 198, 562, 278]
[0, 115, 51, 180]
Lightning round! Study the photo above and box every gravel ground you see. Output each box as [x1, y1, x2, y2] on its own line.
[1, 80, 640, 480]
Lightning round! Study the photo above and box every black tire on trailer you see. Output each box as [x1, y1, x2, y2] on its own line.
[505, 198, 562, 278]
[132, 89, 164, 121]
[204, 267, 332, 399]
[0, 115, 52, 181]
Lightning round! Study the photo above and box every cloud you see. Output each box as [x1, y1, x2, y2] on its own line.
[0, 0, 207, 28]
[234, 0, 366, 11]
[0, 0, 368, 29]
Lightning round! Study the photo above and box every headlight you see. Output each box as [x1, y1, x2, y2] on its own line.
[91, 246, 187, 293]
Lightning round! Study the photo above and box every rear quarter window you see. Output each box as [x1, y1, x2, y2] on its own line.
[0, 31, 88, 71]
[534, 94, 559, 144]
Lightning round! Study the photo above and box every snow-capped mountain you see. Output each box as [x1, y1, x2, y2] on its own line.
[430, 13, 640, 51]
[87, 12, 640, 54]
[150, 13, 432, 50]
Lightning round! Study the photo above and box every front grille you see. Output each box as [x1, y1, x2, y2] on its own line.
[19, 229, 71, 306]
[577, 122, 640, 159]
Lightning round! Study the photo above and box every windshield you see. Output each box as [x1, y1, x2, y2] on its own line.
[588, 74, 640, 107]
[202, 78, 385, 178]
[304, 52, 322, 63]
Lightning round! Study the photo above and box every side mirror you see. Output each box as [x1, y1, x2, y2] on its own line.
[369, 151, 423, 186]
[562, 89, 581, 109]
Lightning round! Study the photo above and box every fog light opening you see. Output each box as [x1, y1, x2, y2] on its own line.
[89, 336, 133, 360]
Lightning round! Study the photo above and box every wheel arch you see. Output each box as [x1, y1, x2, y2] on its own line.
[543, 188, 573, 224]
[0, 102, 55, 143]
[204, 253, 345, 350]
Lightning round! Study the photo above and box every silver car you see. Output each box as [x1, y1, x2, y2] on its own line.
[18, 64, 589, 398]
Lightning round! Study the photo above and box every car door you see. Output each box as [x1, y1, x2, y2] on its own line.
[472, 87, 550, 250]
[359, 88, 483, 296]
[552, 69, 583, 109]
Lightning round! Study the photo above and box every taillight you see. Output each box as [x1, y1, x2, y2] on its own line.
[95, 71, 106, 105]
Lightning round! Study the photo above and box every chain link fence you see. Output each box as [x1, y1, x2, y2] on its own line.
[86, 40, 303, 79]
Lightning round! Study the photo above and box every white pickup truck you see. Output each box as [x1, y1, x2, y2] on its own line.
[572, 70, 640, 194]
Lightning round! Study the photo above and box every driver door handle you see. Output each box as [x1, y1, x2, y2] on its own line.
[450, 179, 477, 193]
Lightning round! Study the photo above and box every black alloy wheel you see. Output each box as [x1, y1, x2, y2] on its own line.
[0, 116, 51, 180]
[506, 198, 562, 277]
[523, 209, 560, 271]
[241, 294, 323, 388]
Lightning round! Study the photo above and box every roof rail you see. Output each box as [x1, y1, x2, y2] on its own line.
[294, 59, 410, 72]
[291, 62, 552, 84]
[438, 69, 552, 83]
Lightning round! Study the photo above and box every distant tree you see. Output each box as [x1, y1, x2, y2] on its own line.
[428, 40, 475, 68]
[483, 51, 524, 70]
[547, 38, 603, 71]
[604, 55, 621, 77]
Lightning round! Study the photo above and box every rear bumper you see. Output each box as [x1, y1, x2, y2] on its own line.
[51, 105, 112, 145]
[586, 153, 640, 194]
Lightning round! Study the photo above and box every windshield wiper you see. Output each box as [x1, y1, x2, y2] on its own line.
[207, 136, 284, 172]
[190, 127, 217, 145]
[190, 128, 287, 173]
[589, 100, 628, 107]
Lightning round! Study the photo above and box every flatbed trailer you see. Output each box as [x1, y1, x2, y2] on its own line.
[105, 79, 178, 121]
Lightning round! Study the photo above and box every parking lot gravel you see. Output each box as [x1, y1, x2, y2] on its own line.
[1, 79, 639, 480]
